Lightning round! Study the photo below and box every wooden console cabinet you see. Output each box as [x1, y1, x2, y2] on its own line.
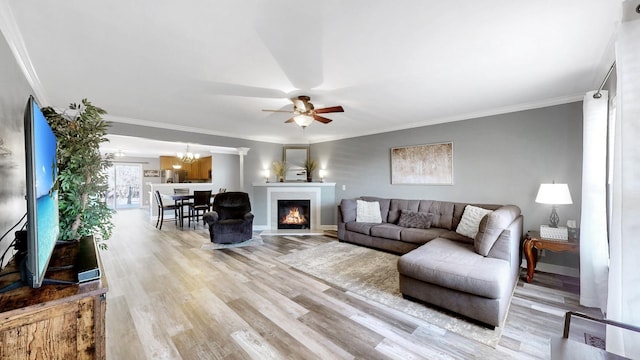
[0, 240, 107, 359]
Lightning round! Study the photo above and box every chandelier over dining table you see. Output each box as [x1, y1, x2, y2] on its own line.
[177, 144, 200, 163]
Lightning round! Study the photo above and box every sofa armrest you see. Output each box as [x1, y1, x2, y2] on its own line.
[487, 215, 522, 261]
[339, 199, 357, 223]
[244, 212, 255, 221]
[487, 214, 523, 285]
[337, 205, 346, 240]
[203, 211, 219, 225]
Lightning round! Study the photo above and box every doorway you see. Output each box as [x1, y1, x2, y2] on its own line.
[107, 164, 142, 209]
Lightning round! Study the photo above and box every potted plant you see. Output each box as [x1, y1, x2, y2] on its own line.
[304, 158, 318, 182]
[272, 161, 288, 182]
[42, 99, 114, 249]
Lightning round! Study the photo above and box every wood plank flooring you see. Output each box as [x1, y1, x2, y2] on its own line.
[102, 209, 602, 359]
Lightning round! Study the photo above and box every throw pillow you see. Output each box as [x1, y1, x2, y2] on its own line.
[398, 210, 433, 229]
[475, 205, 521, 256]
[356, 200, 382, 223]
[456, 205, 493, 239]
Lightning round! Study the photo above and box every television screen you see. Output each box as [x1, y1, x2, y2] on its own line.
[23, 95, 59, 288]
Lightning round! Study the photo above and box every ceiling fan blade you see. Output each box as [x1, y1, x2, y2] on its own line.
[313, 115, 333, 124]
[315, 106, 344, 114]
[284, 117, 295, 123]
[262, 109, 293, 113]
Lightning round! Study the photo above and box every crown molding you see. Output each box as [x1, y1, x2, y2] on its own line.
[0, 3, 49, 105]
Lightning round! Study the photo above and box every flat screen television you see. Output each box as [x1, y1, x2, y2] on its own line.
[23, 95, 60, 288]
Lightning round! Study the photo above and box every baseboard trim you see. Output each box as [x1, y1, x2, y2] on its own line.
[254, 224, 337, 231]
[520, 259, 580, 278]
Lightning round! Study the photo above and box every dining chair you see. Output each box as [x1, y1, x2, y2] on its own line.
[154, 190, 179, 230]
[189, 190, 212, 228]
[173, 188, 191, 227]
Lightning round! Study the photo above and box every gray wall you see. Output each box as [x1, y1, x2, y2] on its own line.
[212, 153, 240, 192]
[313, 102, 583, 268]
[314, 102, 583, 228]
[0, 32, 35, 268]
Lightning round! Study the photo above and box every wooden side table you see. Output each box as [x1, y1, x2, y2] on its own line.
[0, 239, 107, 359]
[523, 231, 578, 283]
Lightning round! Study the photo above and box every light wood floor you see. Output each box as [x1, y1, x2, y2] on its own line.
[102, 209, 601, 360]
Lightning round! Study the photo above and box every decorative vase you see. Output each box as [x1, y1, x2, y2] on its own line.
[306, 176, 312, 182]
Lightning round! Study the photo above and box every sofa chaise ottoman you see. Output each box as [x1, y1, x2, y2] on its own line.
[338, 196, 523, 327]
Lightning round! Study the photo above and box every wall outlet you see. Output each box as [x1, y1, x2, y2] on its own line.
[342, 185, 346, 191]
[540, 249, 546, 257]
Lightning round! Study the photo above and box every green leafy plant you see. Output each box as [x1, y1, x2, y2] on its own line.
[42, 99, 114, 248]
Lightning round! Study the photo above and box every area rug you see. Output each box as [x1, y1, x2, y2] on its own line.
[200, 236, 263, 250]
[277, 241, 503, 347]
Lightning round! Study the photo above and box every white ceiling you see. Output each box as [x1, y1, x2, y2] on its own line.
[4, 1, 621, 150]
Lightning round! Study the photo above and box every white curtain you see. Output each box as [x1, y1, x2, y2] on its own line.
[607, 1, 640, 357]
[579, 91, 609, 312]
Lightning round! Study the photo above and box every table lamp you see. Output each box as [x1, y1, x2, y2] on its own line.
[535, 183, 573, 228]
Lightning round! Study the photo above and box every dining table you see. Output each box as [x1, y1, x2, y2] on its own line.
[164, 192, 216, 228]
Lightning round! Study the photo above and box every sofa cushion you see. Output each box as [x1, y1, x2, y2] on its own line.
[398, 210, 433, 229]
[361, 196, 390, 222]
[426, 201, 455, 230]
[370, 224, 403, 240]
[388, 199, 421, 223]
[356, 200, 382, 223]
[455, 205, 493, 239]
[439, 230, 474, 245]
[340, 198, 357, 223]
[475, 205, 521, 256]
[400, 227, 448, 244]
[345, 221, 376, 235]
[397, 238, 511, 299]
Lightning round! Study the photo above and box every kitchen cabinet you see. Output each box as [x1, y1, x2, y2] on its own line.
[160, 156, 211, 180]
[186, 156, 211, 180]
[160, 156, 176, 170]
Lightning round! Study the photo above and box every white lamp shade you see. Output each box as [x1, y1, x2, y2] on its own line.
[535, 183, 573, 205]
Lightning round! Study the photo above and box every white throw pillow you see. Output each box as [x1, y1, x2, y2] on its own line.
[456, 205, 493, 239]
[356, 200, 382, 223]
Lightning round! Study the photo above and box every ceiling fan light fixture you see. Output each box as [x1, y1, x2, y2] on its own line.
[294, 115, 313, 127]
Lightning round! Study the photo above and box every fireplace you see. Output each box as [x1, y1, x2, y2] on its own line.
[278, 200, 310, 229]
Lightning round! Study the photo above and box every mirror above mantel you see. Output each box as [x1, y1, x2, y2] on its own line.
[283, 145, 309, 181]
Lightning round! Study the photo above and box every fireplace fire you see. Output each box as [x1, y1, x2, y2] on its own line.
[278, 200, 310, 229]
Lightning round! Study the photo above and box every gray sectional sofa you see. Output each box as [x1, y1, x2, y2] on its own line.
[337, 196, 523, 327]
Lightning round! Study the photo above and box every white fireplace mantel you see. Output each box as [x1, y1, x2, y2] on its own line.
[252, 182, 336, 235]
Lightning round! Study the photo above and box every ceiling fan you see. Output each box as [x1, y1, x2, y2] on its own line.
[262, 95, 344, 128]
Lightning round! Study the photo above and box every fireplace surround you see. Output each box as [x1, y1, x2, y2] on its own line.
[252, 182, 336, 235]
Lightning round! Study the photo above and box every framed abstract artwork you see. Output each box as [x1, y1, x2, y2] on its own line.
[391, 142, 453, 185]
